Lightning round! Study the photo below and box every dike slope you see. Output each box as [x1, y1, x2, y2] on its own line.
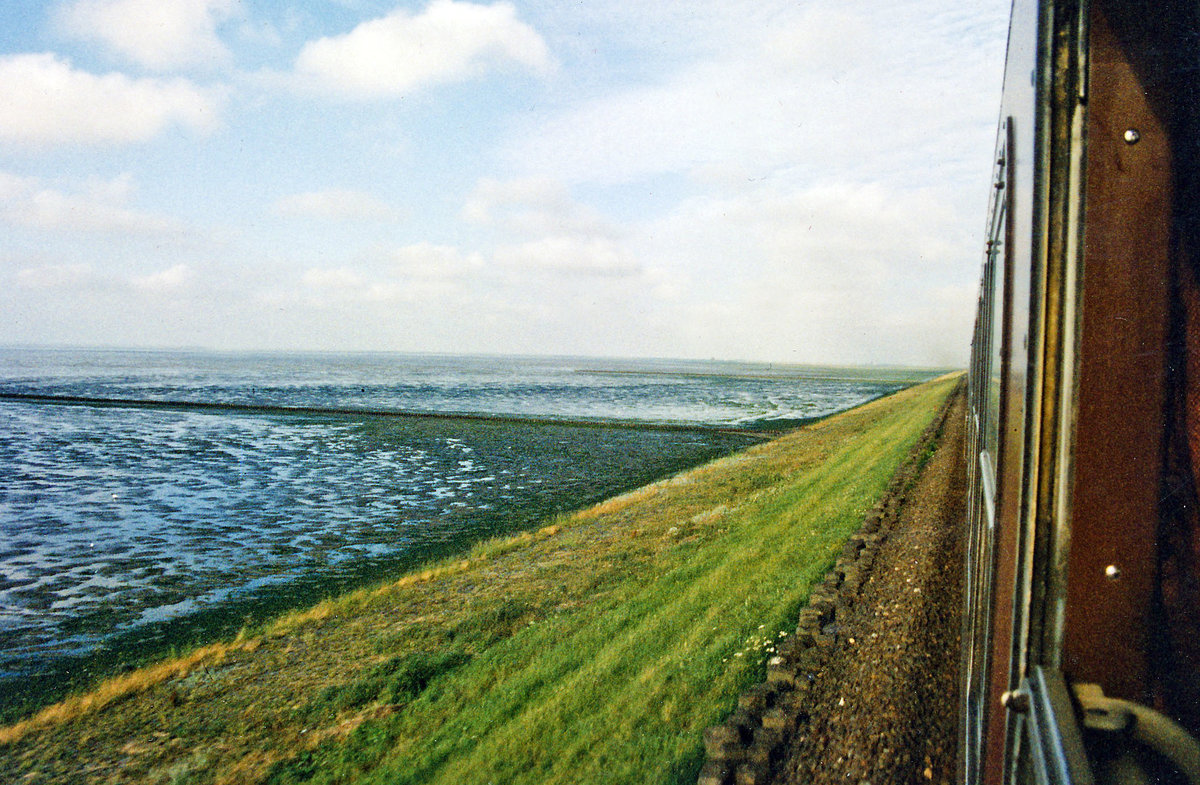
[0, 375, 959, 785]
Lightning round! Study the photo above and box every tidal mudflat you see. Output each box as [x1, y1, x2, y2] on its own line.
[0, 404, 757, 719]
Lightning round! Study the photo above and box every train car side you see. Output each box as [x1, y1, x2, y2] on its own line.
[962, 0, 1200, 782]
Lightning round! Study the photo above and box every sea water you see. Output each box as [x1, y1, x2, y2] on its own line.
[0, 348, 924, 712]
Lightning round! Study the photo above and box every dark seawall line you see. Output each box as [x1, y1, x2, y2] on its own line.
[0, 392, 773, 437]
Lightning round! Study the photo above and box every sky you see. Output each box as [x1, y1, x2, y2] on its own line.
[0, 0, 1011, 367]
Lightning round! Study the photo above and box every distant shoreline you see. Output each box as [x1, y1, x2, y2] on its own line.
[575, 367, 942, 384]
[0, 392, 792, 437]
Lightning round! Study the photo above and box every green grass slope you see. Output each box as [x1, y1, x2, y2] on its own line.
[1, 374, 959, 785]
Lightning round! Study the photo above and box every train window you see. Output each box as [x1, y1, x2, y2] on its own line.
[977, 138, 1007, 511]
[961, 123, 1011, 785]
[985, 198, 1005, 465]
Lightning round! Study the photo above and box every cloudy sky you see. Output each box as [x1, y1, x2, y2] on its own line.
[0, 0, 1010, 366]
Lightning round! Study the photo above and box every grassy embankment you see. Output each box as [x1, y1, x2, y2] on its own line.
[0, 374, 959, 785]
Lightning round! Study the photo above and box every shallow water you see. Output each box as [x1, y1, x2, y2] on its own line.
[0, 349, 915, 426]
[0, 348, 925, 714]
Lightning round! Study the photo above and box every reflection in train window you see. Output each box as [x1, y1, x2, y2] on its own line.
[985, 199, 1005, 465]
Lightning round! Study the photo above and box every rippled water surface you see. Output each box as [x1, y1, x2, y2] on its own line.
[0, 348, 932, 712]
[1, 349, 912, 425]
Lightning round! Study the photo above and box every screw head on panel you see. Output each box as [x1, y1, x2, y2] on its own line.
[1001, 690, 1030, 714]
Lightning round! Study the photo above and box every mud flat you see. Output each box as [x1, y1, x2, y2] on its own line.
[0, 376, 959, 785]
[0, 409, 758, 721]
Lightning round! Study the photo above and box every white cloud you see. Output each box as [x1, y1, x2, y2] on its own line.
[662, 181, 964, 283]
[463, 176, 562, 224]
[15, 260, 198, 298]
[0, 170, 186, 234]
[133, 263, 195, 293]
[463, 177, 639, 277]
[294, 0, 552, 98]
[273, 189, 403, 222]
[15, 263, 102, 290]
[501, 1, 1005, 188]
[297, 243, 483, 307]
[495, 236, 640, 277]
[630, 178, 977, 364]
[761, 7, 883, 73]
[502, 62, 728, 185]
[0, 53, 223, 147]
[384, 242, 483, 279]
[57, 0, 237, 71]
[463, 177, 611, 238]
[297, 272, 412, 305]
[0, 171, 36, 201]
[301, 267, 365, 290]
[466, 0, 1007, 363]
